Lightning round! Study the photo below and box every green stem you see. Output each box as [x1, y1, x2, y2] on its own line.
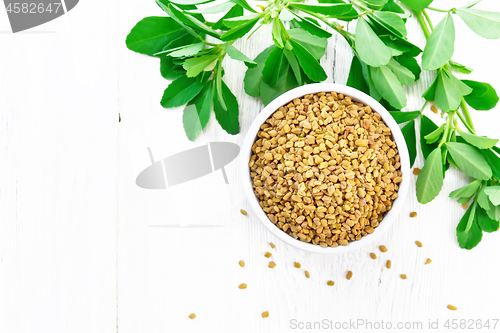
[427, 6, 450, 13]
[419, 101, 429, 114]
[456, 110, 475, 134]
[460, 99, 476, 134]
[423, 10, 434, 30]
[415, 11, 431, 39]
[438, 112, 455, 148]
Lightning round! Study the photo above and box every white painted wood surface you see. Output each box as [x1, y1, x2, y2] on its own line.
[1, 1, 500, 332]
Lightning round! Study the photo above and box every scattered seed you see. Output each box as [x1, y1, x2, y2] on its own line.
[400, 274, 407, 280]
[305, 271, 310, 278]
[268, 261, 276, 268]
[370, 252, 377, 260]
[410, 212, 417, 218]
[270, 242, 275, 249]
[379, 245, 388, 253]
[415, 240, 423, 248]
[327, 280, 335, 286]
[188, 313, 196, 319]
[238, 283, 247, 289]
[240, 209, 247, 216]
[462, 202, 468, 209]
[294, 262, 301, 268]
[386, 260, 391, 269]
[262, 311, 269, 318]
[413, 168, 422, 175]
[346, 271, 353, 280]
[264, 252, 272, 258]
[447, 305, 457, 311]
[239, 260, 245, 267]
[431, 105, 438, 114]
[425, 258, 432, 265]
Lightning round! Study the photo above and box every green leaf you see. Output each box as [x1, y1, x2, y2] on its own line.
[183, 54, 219, 77]
[422, 14, 455, 70]
[230, 0, 257, 13]
[185, 1, 234, 14]
[449, 179, 482, 199]
[381, 0, 405, 14]
[364, 0, 388, 6]
[260, 63, 299, 105]
[272, 17, 287, 48]
[401, 119, 417, 167]
[160, 56, 185, 79]
[484, 186, 500, 206]
[213, 81, 240, 134]
[161, 75, 206, 108]
[213, 5, 242, 30]
[346, 56, 369, 95]
[416, 147, 444, 204]
[369, 65, 407, 110]
[289, 39, 327, 82]
[317, 0, 359, 21]
[446, 142, 492, 180]
[399, 0, 433, 11]
[168, 4, 221, 39]
[244, 46, 274, 97]
[126, 17, 187, 56]
[386, 58, 415, 85]
[370, 11, 407, 38]
[262, 47, 285, 87]
[279, 8, 296, 22]
[480, 148, 500, 180]
[223, 14, 260, 28]
[420, 115, 439, 159]
[288, 29, 328, 59]
[457, 130, 499, 149]
[449, 60, 473, 74]
[493, 146, 500, 155]
[487, 205, 500, 221]
[182, 81, 213, 140]
[394, 53, 421, 81]
[294, 17, 332, 38]
[424, 124, 444, 144]
[355, 18, 392, 67]
[284, 48, 303, 85]
[170, 0, 213, 4]
[220, 17, 259, 41]
[461, 80, 499, 111]
[478, 186, 495, 211]
[290, 3, 353, 17]
[476, 205, 499, 233]
[433, 70, 470, 112]
[389, 111, 420, 124]
[225, 44, 257, 67]
[379, 35, 422, 57]
[456, 201, 482, 249]
[456, 8, 500, 39]
[166, 42, 204, 57]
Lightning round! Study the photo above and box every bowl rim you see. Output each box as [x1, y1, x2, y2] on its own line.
[240, 83, 411, 254]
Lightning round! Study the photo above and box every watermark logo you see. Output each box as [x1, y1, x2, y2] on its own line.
[3, 0, 78, 33]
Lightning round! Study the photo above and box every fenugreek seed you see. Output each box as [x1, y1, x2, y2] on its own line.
[386, 260, 391, 269]
[379, 245, 388, 253]
[262, 311, 269, 318]
[264, 252, 272, 258]
[294, 262, 301, 268]
[400, 274, 407, 280]
[431, 105, 438, 114]
[346, 271, 353, 280]
[447, 305, 457, 311]
[370, 252, 377, 260]
[240, 209, 248, 216]
[338, 239, 349, 246]
[270, 242, 275, 249]
[305, 271, 310, 278]
[415, 241, 423, 247]
[268, 261, 276, 268]
[238, 283, 247, 289]
[462, 202, 468, 209]
[188, 313, 196, 319]
[413, 168, 421, 175]
[327, 280, 335, 286]
[239, 260, 245, 267]
[425, 258, 432, 265]
[410, 212, 417, 218]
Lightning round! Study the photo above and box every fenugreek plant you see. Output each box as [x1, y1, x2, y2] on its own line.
[126, 0, 500, 248]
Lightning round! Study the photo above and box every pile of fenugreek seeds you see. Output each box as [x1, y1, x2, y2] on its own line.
[248, 91, 403, 247]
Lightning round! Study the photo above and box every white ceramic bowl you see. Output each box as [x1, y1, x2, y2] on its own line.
[240, 83, 410, 254]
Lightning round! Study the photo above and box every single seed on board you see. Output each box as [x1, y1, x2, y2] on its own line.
[294, 262, 301, 268]
[188, 313, 196, 319]
[386, 260, 391, 269]
[305, 271, 310, 278]
[447, 305, 457, 311]
[431, 106, 438, 114]
[415, 240, 423, 247]
[425, 258, 432, 265]
[400, 274, 407, 280]
[327, 280, 335, 286]
[270, 242, 275, 249]
[238, 283, 247, 289]
[346, 271, 353, 280]
[262, 311, 269, 318]
[264, 252, 272, 258]
[239, 260, 245, 267]
[370, 252, 377, 260]
[413, 168, 422, 175]
[410, 212, 417, 218]
[379, 245, 388, 253]
[462, 202, 468, 209]
[268, 261, 276, 268]
[240, 209, 247, 216]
